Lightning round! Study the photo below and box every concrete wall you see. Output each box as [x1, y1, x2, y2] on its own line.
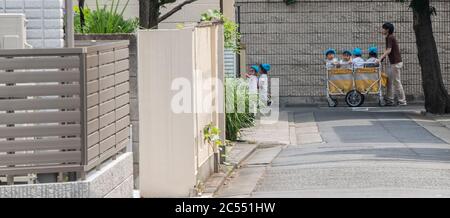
[138, 23, 225, 197]
[235, 0, 450, 105]
[0, 0, 64, 48]
[223, 0, 236, 21]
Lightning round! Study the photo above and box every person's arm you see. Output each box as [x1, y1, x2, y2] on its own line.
[378, 48, 392, 63]
[378, 35, 393, 63]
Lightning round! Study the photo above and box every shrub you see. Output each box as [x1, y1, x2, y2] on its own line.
[225, 78, 255, 141]
[74, 0, 139, 34]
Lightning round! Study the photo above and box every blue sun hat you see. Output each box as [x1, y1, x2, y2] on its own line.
[260, 63, 271, 72]
[250, 65, 260, 73]
[324, 48, 336, 56]
[343, 50, 352, 56]
[368, 46, 378, 54]
[353, 48, 363, 56]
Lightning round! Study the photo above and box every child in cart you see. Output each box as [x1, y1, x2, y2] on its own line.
[324, 48, 339, 69]
[365, 46, 380, 67]
[338, 50, 353, 69]
[352, 48, 365, 68]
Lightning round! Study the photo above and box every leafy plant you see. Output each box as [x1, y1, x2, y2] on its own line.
[225, 78, 255, 141]
[194, 180, 205, 196]
[74, 0, 139, 34]
[203, 123, 223, 153]
[200, 9, 241, 53]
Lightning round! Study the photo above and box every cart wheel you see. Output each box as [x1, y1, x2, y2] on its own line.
[379, 97, 386, 107]
[327, 97, 338, 107]
[345, 90, 364, 107]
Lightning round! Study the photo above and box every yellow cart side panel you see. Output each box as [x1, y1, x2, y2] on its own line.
[355, 80, 379, 93]
[329, 80, 353, 94]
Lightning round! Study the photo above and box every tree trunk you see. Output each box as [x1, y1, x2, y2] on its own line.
[148, 0, 160, 29]
[139, 0, 159, 29]
[79, 0, 85, 30]
[412, 0, 450, 114]
[139, 0, 150, 28]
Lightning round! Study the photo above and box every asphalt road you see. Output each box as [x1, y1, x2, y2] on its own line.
[229, 108, 450, 198]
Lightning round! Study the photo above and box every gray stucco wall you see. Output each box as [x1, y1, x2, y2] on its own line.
[235, 0, 450, 105]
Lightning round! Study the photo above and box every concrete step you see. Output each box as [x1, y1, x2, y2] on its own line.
[227, 143, 259, 167]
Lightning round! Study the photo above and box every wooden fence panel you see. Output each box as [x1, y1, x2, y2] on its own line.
[0, 41, 130, 183]
[84, 43, 131, 171]
[0, 51, 84, 178]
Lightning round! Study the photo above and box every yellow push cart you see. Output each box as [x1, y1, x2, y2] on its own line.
[326, 63, 388, 107]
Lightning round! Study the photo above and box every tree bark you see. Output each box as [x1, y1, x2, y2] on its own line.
[79, 0, 85, 30]
[412, 0, 450, 114]
[148, 0, 160, 29]
[140, 0, 159, 29]
[139, 0, 150, 28]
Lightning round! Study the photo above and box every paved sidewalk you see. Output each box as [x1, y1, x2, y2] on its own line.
[240, 111, 291, 145]
[214, 111, 291, 197]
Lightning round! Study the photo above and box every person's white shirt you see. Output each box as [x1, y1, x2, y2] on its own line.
[258, 74, 269, 104]
[339, 60, 353, 69]
[325, 58, 339, 69]
[352, 57, 365, 68]
[248, 75, 258, 94]
[366, 57, 377, 63]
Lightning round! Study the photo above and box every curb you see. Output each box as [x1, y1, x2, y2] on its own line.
[201, 142, 259, 198]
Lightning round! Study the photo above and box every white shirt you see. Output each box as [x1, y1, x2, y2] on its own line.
[366, 57, 377, 63]
[339, 60, 353, 69]
[325, 58, 339, 69]
[248, 75, 258, 94]
[258, 74, 269, 102]
[352, 57, 365, 68]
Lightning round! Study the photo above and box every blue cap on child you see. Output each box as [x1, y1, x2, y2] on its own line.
[251, 65, 260, 73]
[260, 63, 271, 72]
[353, 48, 362, 56]
[368, 47, 378, 54]
[324, 48, 336, 56]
